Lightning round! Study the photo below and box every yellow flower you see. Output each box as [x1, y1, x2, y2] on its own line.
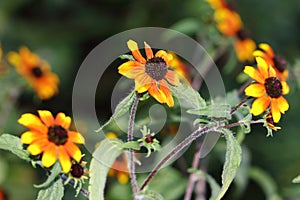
[214, 8, 242, 37]
[7, 47, 59, 99]
[244, 57, 289, 123]
[253, 43, 288, 81]
[234, 29, 256, 62]
[206, 0, 227, 9]
[19, 110, 85, 173]
[118, 40, 179, 107]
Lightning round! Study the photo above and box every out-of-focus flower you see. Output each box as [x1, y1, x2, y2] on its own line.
[214, 8, 242, 37]
[19, 110, 85, 173]
[253, 43, 288, 80]
[118, 40, 179, 107]
[206, 0, 227, 9]
[0, 187, 8, 200]
[7, 47, 59, 99]
[244, 57, 289, 122]
[108, 153, 129, 184]
[168, 52, 191, 83]
[234, 29, 256, 62]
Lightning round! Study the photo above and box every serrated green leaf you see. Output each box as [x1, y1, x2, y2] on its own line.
[188, 103, 231, 120]
[96, 90, 136, 132]
[89, 138, 124, 200]
[34, 162, 61, 188]
[36, 178, 64, 200]
[292, 174, 300, 183]
[119, 54, 135, 61]
[249, 167, 282, 200]
[0, 134, 30, 161]
[122, 141, 141, 150]
[170, 83, 206, 110]
[216, 129, 242, 200]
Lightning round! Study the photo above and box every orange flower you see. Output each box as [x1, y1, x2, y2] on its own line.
[168, 52, 191, 83]
[253, 43, 288, 81]
[108, 153, 129, 184]
[214, 8, 242, 37]
[118, 40, 179, 107]
[0, 187, 8, 200]
[7, 47, 59, 99]
[19, 110, 85, 173]
[234, 29, 256, 62]
[244, 57, 289, 123]
[206, 0, 227, 9]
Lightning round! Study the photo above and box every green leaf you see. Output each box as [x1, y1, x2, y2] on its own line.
[169, 18, 200, 35]
[292, 174, 300, 183]
[0, 134, 30, 161]
[34, 162, 61, 188]
[170, 83, 206, 110]
[122, 141, 141, 151]
[188, 103, 231, 120]
[36, 178, 64, 200]
[119, 54, 135, 61]
[96, 90, 136, 132]
[249, 167, 282, 200]
[216, 129, 242, 200]
[137, 190, 163, 200]
[89, 138, 124, 200]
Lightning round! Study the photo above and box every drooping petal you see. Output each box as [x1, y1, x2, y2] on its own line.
[250, 96, 270, 116]
[155, 50, 173, 66]
[271, 98, 281, 123]
[148, 82, 166, 104]
[27, 139, 49, 155]
[55, 113, 71, 129]
[244, 83, 266, 97]
[269, 65, 277, 77]
[243, 66, 264, 84]
[41, 143, 57, 168]
[144, 42, 153, 59]
[276, 96, 289, 113]
[134, 74, 152, 93]
[38, 110, 55, 127]
[256, 57, 269, 80]
[259, 43, 275, 58]
[127, 40, 146, 64]
[18, 113, 48, 134]
[68, 131, 85, 144]
[21, 131, 46, 144]
[165, 70, 179, 86]
[64, 141, 82, 162]
[281, 81, 290, 95]
[118, 61, 145, 78]
[58, 146, 72, 173]
[159, 80, 174, 107]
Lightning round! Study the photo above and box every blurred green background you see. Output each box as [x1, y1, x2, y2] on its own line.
[0, 0, 300, 199]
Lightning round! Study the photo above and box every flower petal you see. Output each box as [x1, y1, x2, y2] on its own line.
[127, 40, 146, 64]
[64, 141, 82, 162]
[244, 83, 266, 97]
[68, 131, 85, 144]
[155, 50, 173, 66]
[38, 110, 55, 127]
[144, 42, 153, 59]
[259, 43, 275, 58]
[41, 143, 57, 168]
[58, 146, 72, 173]
[55, 112, 71, 129]
[21, 131, 46, 144]
[256, 57, 269, 80]
[281, 81, 290, 95]
[159, 80, 174, 107]
[118, 61, 145, 78]
[27, 139, 49, 155]
[276, 96, 289, 114]
[243, 66, 264, 84]
[148, 82, 166, 104]
[18, 113, 48, 134]
[135, 74, 152, 93]
[250, 96, 270, 116]
[271, 98, 281, 123]
[165, 70, 179, 86]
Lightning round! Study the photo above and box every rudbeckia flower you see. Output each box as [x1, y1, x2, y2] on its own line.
[253, 43, 288, 81]
[214, 8, 242, 37]
[244, 57, 289, 123]
[7, 47, 59, 99]
[118, 40, 179, 107]
[108, 153, 129, 184]
[168, 52, 191, 83]
[265, 112, 281, 131]
[19, 110, 85, 173]
[234, 29, 256, 62]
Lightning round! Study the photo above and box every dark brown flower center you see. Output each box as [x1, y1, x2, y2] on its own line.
[48, 125, 68, 145]
[145, 57, 167, 81]
[31, 66, 43, 78]
[71, 163, 84, 178]
[236, 29, 249, 40]
[264, 77, 282, 98]
[273, 55, 287, 73]
[145, 135, 154, 144]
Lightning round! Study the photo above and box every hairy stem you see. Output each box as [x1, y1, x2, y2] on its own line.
[230, 96, 252, 115]
[128, 92, 140, 198]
